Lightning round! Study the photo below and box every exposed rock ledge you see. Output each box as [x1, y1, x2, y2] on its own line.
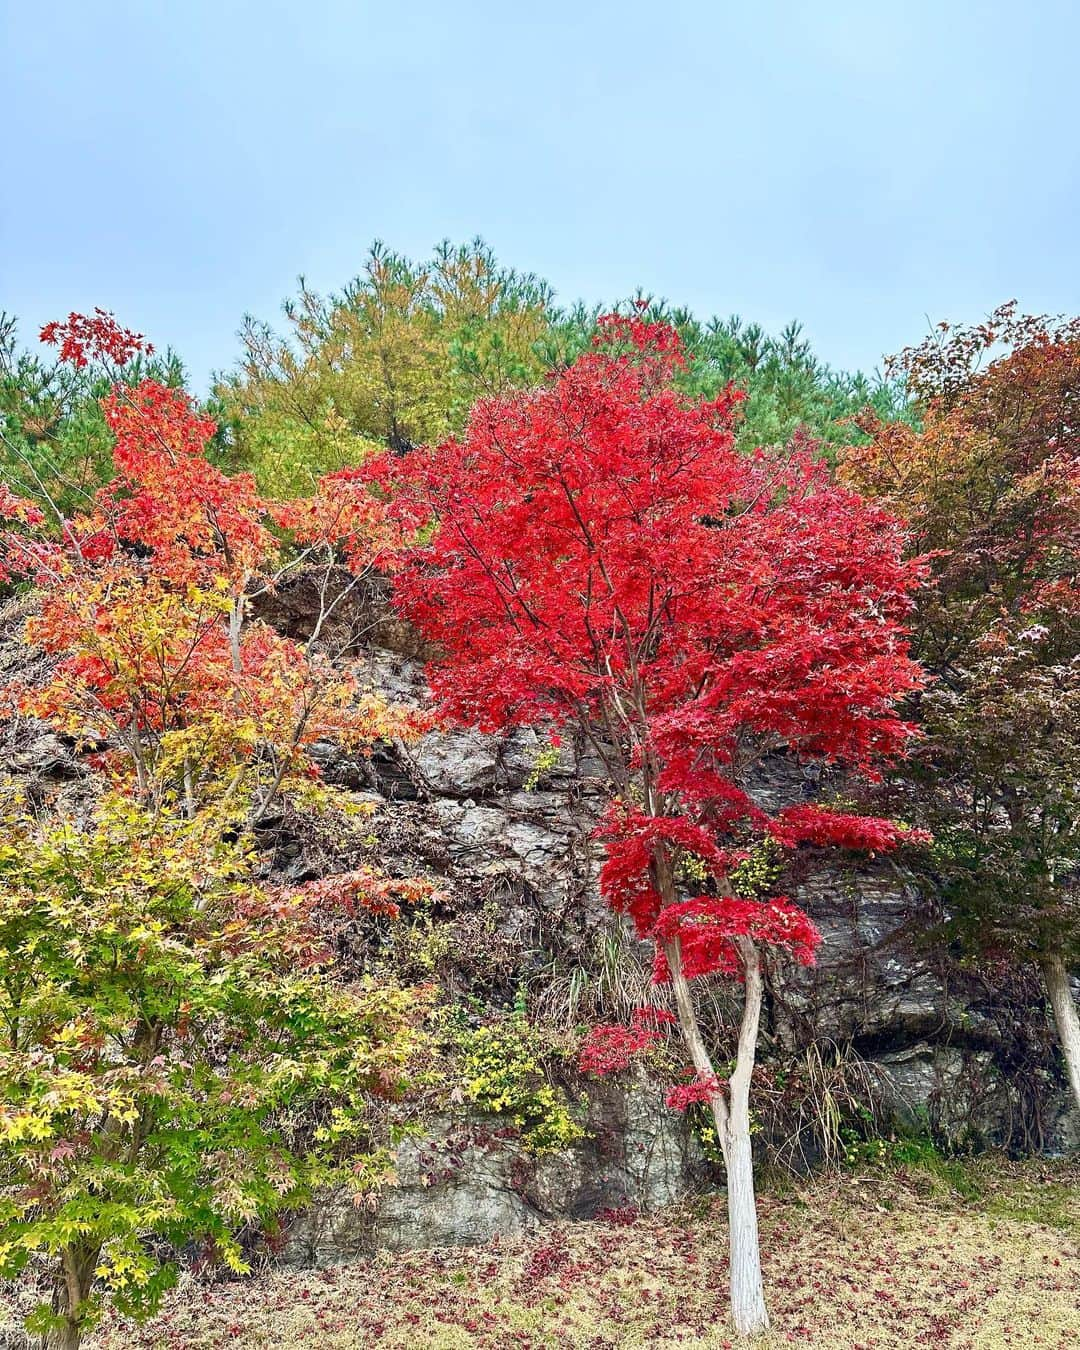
[2, 581, 1075, 1266]
[285, 1083, 705, 1266]
[283, 630, 1077, 1260]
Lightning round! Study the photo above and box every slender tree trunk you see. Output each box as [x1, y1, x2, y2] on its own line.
[665, 929, 770, 1339]
[717, 935, 769, 1338]
[1042, 954, 1080, 1118]
[228, 593, 244, 676]
[44, 1245, 98, 1350]
[719, 1116, 769, 1338]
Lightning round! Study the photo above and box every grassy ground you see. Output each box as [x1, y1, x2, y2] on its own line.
[9, 1158, 1080, 1349]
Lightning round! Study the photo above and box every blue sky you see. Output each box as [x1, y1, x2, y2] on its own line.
[3, 0, 1077, 393]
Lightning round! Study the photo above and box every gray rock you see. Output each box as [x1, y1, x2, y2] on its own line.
[411, 728, 501, 797]
[284, 1082, 706, 1265]
[303, 623, 1077, 1183]
[870, 1042, 1012, 1142]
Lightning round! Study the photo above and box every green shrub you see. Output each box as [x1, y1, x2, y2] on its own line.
[455, 1018, 583, 1154]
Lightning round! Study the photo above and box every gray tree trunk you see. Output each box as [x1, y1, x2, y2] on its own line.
[720, 1116, 770, 1336]
[663, 903, 771, 1336]
[1042, 954, 1080, 1120]
[716, 935, 770, 1337]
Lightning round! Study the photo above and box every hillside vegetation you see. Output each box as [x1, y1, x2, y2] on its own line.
[0, 246, 1076, 1347]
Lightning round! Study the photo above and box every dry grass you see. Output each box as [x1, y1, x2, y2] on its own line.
[8, 1158, 1078, 1349]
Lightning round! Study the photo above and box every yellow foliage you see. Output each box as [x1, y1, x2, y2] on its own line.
[218, 240, 556, 493]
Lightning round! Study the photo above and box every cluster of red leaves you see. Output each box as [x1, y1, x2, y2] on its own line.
[39, 308, 152, 367]
[651, 897, 821, 982]
[295, 869, 437, 921]
[769, 804, 931, 853]
[0, 487, 46, 583]
[0, 485, 44, 528]
[665, 1072, 726, 1112]
[594, 800, 904, 979]
[590, 305, 688, 376]
[597, 805, 744, 938]
[102, 380, 271, 583]
[595, 1203, 639, 1225]
[520, 1233, 570, 1284]
[578, 1006, 677, 1077]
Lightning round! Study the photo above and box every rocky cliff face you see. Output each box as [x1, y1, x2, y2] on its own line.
[317, 636, 1076, 1146]
[272, 571, 1076, 1258]
[2, 579, 1075, 1263]
[285, 1083, 707, 1264]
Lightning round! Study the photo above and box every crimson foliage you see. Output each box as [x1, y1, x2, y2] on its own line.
[372, 311, 926, 989]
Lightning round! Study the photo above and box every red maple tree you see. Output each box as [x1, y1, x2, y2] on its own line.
[0, 311, 421, 820]
[372, 311, 927, 1335]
